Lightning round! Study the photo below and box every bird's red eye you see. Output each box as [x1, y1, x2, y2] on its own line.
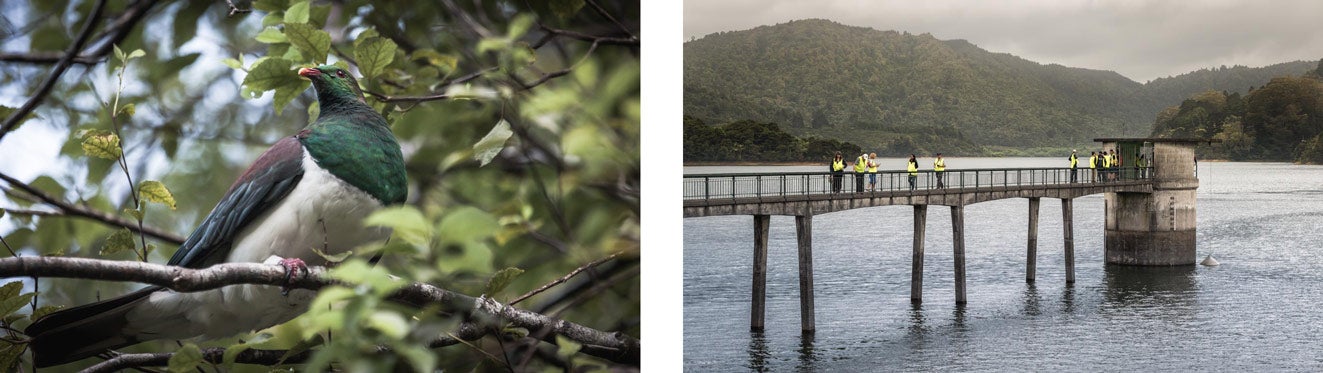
[335, 70, 347, 78]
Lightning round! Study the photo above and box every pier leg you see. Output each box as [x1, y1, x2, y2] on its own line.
[796, 215, 815, 333]
[911, 205, 927, 303]
[751, 214, 770, 332]
[1027, 198, 1040, 283]
[1062, 198, 1076, 284]
[952, 205, 967, 304]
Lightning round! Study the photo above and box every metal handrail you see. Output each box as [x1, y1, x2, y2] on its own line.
[683, 167, 1153, 201]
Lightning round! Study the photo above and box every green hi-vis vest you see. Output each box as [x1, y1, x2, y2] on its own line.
[854, 156, 867, 172]
[907, 160, 918, 175]
[934, 158, 945, 172]
[833, 159, 845, 171]
[1070, 154, 1078, 168]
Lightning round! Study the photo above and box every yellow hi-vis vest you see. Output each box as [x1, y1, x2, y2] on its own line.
[832, 159, 845, 171]
[867, 159, 878, 172]
[1088, 155, 1096, 169]
[1070, 153, 1078, 168]
[934, 158, 945, 172]
[907, 160, 918, 175]
[1104, 154, 1112, 168]
[854, 156, 867, 173]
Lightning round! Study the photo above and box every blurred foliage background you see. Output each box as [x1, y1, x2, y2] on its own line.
[0, 0, 639, 371]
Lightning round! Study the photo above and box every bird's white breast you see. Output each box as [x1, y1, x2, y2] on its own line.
[127, 149, 392, 340]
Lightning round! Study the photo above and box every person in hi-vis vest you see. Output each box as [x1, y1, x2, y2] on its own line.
[907, 154, 918, 191]
[830, 152, 845, 193]
[853, 153, 867, 192]
[933, 153, 946, 189]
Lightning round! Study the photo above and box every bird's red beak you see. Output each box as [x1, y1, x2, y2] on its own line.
[298, 67, 321, 78]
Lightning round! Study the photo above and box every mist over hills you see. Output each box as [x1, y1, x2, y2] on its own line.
[684, 19, 1317, 156]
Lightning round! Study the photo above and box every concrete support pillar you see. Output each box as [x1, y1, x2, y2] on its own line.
[911, 205, 927, 303]
[1104, 141, 1199, 266]
[1062, 198, 1075, 283]
[751, 214, 770, 332]
[1027, 198, 1040, 283]
[795, 215, 815, 333]
[951, 205, 967, 304]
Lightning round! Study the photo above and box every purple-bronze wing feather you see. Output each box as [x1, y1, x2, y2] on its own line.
[166, 136, 305, 267]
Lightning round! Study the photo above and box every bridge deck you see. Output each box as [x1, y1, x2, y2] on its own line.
[684, 167, 1152, 217]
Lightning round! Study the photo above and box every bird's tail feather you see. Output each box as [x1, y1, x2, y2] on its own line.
[25, 286, 160, 368]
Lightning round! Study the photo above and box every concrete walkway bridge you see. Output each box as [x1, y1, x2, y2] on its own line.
[683, 138, 1212, 333]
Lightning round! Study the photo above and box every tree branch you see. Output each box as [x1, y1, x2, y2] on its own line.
[510, 251, 622, 305]
[0, 172, 186, 245]
[0, 256, 640, 365]
[0, 52, 102, 65]
[0, 0, 109, 144]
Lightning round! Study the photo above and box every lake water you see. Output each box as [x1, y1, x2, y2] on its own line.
[683, 158, 1323, 371]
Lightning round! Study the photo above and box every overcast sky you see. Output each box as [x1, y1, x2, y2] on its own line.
[684, 0, 1323, 82]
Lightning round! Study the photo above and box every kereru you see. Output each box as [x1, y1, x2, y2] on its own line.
[25, 65, 408, 367]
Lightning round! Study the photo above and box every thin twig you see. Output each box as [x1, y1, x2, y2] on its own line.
[0, 172, 186, 245]
[0, 0, 109, 144]
[584, 0, 637, 41]
[510, 251, 622, 305]
[224, 0, 252, 17]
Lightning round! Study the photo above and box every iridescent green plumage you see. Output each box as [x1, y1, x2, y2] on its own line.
[298, 65, 407, 204]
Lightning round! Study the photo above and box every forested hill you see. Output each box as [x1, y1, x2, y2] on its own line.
[684, 19, 1318, 154]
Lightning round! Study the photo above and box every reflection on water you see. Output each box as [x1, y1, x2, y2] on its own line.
[1022, 283, 1042, 316]
[796, 333, 816, 372]
[1102, 265, 1198, 306]
[747, 332, 769, 371]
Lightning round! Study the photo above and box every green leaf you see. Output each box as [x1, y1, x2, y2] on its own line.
[284, 0, 310, 24]
[222, 57, 245, 71]
[473, 119, 513, 167]
[549, 0, 585, 19]
[307, 100, 320, 124]
[117, 103, 135, 117]
[507, 13, 537, 40]
[485, 267, 524, 296]
[168, 343, 203, 373]
[327, 260, 402, 296]
[126, 49, 145, 60]
[366, 310, 408, 339]
[0, 105, 36, 131]
[363, 206, 432, 247]
[139, 180, 177, 210]
[353, 36, 397, 79]
[284, 22, 330, 64]
[123, 207, 143, 220]
[80, 131, 122, 160]
[476, 38, 508, 54]
[241, 57, 310, 114]
[113, 44, 125, 63]
[255, 26, 287, 44]
[0, 343, 23, 373]
[30, 305, 62, 321]
[438, 207, 499, 244]
[0, 292, 35, 318]
[252, 0, 289, 12]
[555, 335, 583, 359]
[0, 282, 21, 300]
[100, 228, 136, 256]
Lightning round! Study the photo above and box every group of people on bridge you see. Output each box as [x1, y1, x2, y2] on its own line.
[1081, 148, 1148, 183]
[830, 152, 947, 193]
[830, 149, 1150, 194]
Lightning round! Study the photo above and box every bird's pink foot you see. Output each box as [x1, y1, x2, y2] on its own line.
[279, 257, 308, 295]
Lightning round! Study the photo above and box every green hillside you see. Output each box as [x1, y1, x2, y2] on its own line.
[684, 19, 1318, 157]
